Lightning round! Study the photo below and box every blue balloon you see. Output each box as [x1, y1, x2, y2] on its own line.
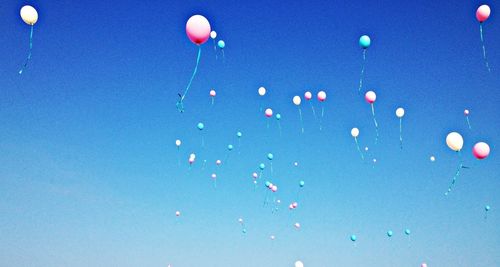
[242, 228, 247, 234]
[299, 180, 305, 187]
[197, 122, 204, 130]
[237, 131, 242, 138]
[218, 40, 225, 49]
[265, 181, 271, 187]
[228, 144, 234, 151]
[387, 230, 393, 237]
[259, 163, 266, 170]
[267, 153, 274, 160]
[404, 229, 411, 235]
[485, 205, 491, 211]
[350, 235, 357, 242]
[276, 113, 281, 120]
[359, 35, 371, 49]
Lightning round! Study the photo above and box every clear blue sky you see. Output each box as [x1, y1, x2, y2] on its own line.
[0, 1, 499, 266]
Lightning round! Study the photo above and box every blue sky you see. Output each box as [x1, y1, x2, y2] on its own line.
[0, 1, 499, 266]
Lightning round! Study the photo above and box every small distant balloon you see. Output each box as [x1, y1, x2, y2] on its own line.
[404, 229, 411, 235]
[359, 35, 371, 49]
[299, 180, 305, 187]
[259, 163, 266, 170]
[293, 96, 304, 133]
[350, 235, 357, 242]
[365, 91, 379, 143]
[197, 122, 205, 130]
[228, 144, 234, 151]
[485, 205, 491, 211]
[295, 261, 304, 267]
[237, 131, 242, 138]
[351, 128, 364, 160]
[358, 35, 371, 93]
[293, 96, 302, 106]
[265, 108, 273, 118]
[421, 263, 428, 267]
[175, 139, 182, 147]
[473, 142, 490, 159]
[210, 31, 217, 39]
[430, 156, 436, 162]
[217, 40, 225, 49]
[216, 159, 222, 166]
[175, 211, 181, 217]
[351, 128, 360, 138]
[317, 91, 326, 102]
[258, 87, 267, 96]
[304, 91, 312, 100]
[267, 153, 274, 160]
[294, 222, 301, 229]
[387, 230, 393, 237]
[396, 107, 405, 149]
[464, 109, 472, 129]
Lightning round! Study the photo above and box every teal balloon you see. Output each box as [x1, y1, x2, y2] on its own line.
[359, 35, 371, 49]
[267, 153, 274, 160]
[276, 113, 281, 120]
[259, 163, 266, 170]
[242, 228, 247, 234]
[404, 229, 411, 235]
[197, 122, 204, 130]
[387, 230, 393, 237]
[299, 180, 305, 187]
[350, 235, 357, 242]
[228, 144, 234, 151]
[485, 205, 491, 211]
[237, 131, 242, 138]
[265, 181, 271, 187]
[218, 40, 225, 49]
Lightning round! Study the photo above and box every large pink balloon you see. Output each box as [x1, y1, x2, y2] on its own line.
[421, 263, 427, 267]
[365, 91, 376, 103]
[473, 142, 490, 159]
[186, 15, 211, 45]
[476, 5, 491, 23]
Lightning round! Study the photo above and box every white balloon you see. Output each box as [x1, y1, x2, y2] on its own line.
[446, 132, 464, 152]
[295, 261, 304, 267]
[258, 87, 266, 96]
[210, 31, 217, 39]
[293, 96, 301, 106]
[351, 128, 359, 138]
[20, 5, 38, 25]
[175, 139, 181, 147]
[396, 107, 405, 118]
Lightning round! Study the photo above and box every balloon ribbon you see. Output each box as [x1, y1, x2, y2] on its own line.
[177, 46, 202, 112]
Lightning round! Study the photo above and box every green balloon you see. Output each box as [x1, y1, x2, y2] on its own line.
[359, 35, 371, 49]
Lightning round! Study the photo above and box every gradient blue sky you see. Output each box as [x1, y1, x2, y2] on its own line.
[0, 1, 499, 266]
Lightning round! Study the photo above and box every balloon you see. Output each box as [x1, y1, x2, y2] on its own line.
[258, 87, 266, 96]
[238, 218, 244, 223]
[476, 5, 491, 23]
[430, 156, 436, 162]
[351, 128, 359, 137]
[295, 261, 304, 267]
[404, 229, 411, 235]
[211, 173, 217, 179]
[350, 235, 357, 242]
[20, 5, 38, 25]
[293, 96, 302, 106]
[252, 172, 258, 179]
[292, 202, 298, 208]
[299, 180, 305, 187]
[294, 222, 301, 229]
[396, 107, 405, 118]
[473, 142, 490, 159]
[464, 109, 470, 116]
[237, 131, 242, 138]
[218, 40, 225, 49]
[265, 181, 271, 187]
[485, 205, 491, 211]
[216, 159, 222, 165]
[271, 185, 278, 192]
[228, 144, 234, 151]
[365, 91, 376, 103]
[421, 263, 428, 267]
[197, 122, 204, 130]
[304, 91, 312, 100]
[267, 153, 274, 160]
[276, 113, 281, 120]
[265, 108, 273, 117]
[210, 89, 216, 97]
[242, 229, 247, 234]
[359, 35, 371, 49]
[294, 161, 299, 166]
[175, 139, 181, 147]
[175, 211, 181, 216]
[259, 163, 266, 170]
[387, 230, 393, 237]
[270, 235, 276, 240]
[186, 15, 211, 45]
[317, 91, 326, 102]
[446, 132, 464, 152]
[210, 31, 217, 39]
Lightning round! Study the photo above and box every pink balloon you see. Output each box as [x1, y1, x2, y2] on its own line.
[210, 89, 216, 97]
[265, 108, 273, 117]
[464, 109, 470, 116]
[476, 5, 491, 23]
[421, 264, 427, 267]
[189, 158, 195, 164]
[252, 172, 258, 179]
[271, 185, 278, 192]
[292, 202, 298, 208]
[473, 142, 490, 159]
[289, 204, 294, 209]
[304, 91, 312, 100]
[186, 15, 211, 45]
[365, 91, 376, 103]
[317, 91, 327, 102]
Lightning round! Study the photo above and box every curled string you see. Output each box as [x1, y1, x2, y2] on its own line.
[445, 151, 467, 195]
[479, 24, 490, 72]
[358, 49, 366, 93]
[399, 118, 403, 149]
[371, 104, 379, 144]
[298, 108, 304, 134]
[19, 24, 34, 75]
[466, 116, 471, 129]
[177, 46, 202, 112]
[309, 101, 317, 119]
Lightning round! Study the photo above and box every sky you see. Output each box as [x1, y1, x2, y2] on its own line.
[0, 0, 499, 266]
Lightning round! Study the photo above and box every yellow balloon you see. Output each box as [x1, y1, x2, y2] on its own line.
[446, 132, 463, 152]
[20, 5, 38, 25]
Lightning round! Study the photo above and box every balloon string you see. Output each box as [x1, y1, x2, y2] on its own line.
[358, 49, 366, 94]
[309, 101, 317, 119]
[211, 97, 214, 106]
[479, 24, 490, 72]
[298, 108, 304, 134]
[213, 39, 217, 59]
[371, 104, 379, 144]
[399, 118, 403, 149]
[466, 116, 471, 129]
[221, 49, 225, 63]
[19, 24, 34, 75]
[354, 137, 364, 160]
[177, 46, 202, 112]
[277, 121, 282, 137]
[445, 152, 466, 195]
[319, 106, 324, 130]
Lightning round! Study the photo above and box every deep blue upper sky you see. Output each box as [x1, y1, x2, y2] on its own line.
[0, 1, 499, 266]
